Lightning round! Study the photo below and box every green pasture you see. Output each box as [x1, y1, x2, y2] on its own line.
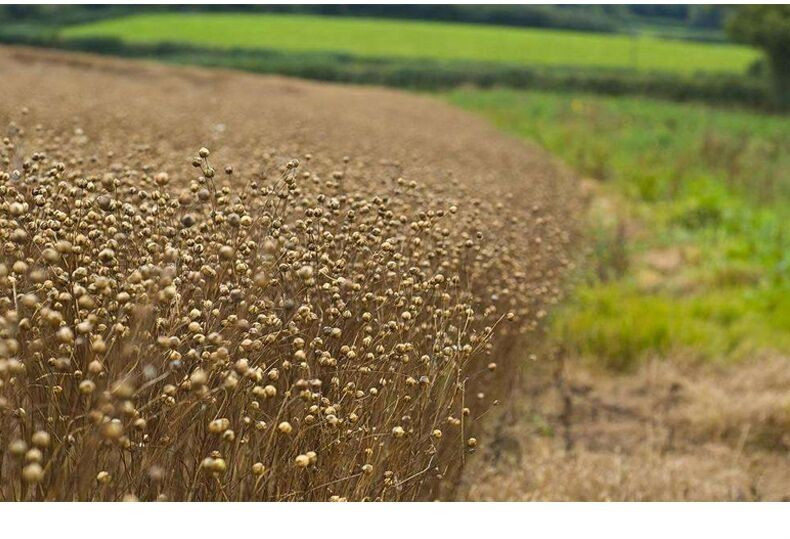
[62, 13, 761, 74]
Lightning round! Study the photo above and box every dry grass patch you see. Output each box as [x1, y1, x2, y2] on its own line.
[459, 355, 790, 501]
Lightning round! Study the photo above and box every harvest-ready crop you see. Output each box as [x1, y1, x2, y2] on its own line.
[0, 113, 570, 501]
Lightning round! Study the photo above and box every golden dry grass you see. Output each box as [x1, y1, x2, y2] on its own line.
[459, 354, 790, 501]
[0, 46, 580, 501]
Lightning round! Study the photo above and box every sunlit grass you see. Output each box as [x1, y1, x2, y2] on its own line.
[61, 13, 761, 74]
[552, 283, 790, 371]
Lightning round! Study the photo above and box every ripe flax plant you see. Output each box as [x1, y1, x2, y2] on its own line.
[0, 118, 568, 501]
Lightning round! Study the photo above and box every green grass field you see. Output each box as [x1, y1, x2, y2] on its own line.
[61, 13, 760, 74]
[446, 89, 789, 369]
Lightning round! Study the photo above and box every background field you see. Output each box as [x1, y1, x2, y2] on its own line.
[1, 7, 773, 107]
[62, 13, 759, 74]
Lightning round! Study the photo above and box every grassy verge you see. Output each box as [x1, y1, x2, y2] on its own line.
[446, 89, 790, 370]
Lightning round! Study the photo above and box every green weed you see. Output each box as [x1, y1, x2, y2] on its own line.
[447, 89, 789, 371]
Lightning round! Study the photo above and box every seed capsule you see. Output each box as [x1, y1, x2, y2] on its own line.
[22, 463, 44, 483]
[31, 431, 51, 448]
